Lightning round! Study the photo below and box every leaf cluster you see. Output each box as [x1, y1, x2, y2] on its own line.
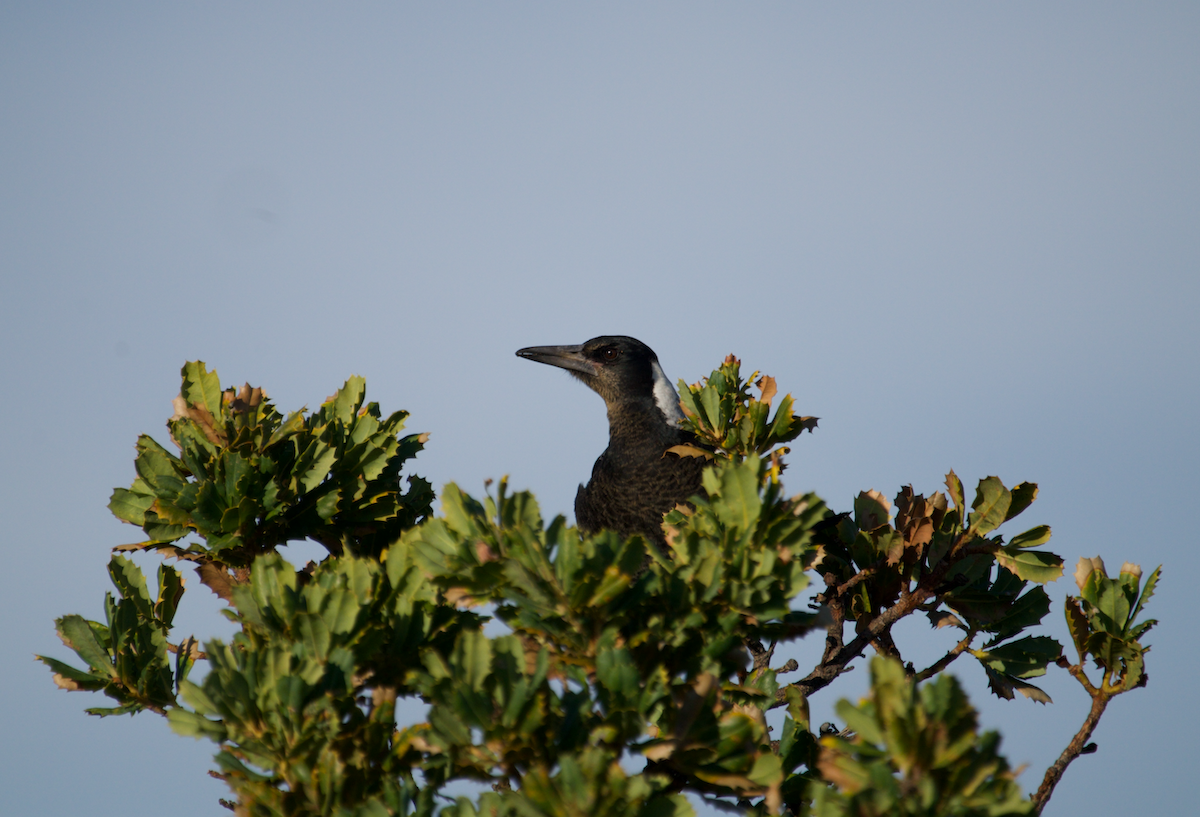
[810, 658, 1032, 817]
[405, 460, 827, 810]
[1064, 558, 1159, 693]
[109, 361, 432, 576]
[168, 548, 481, 816]
[39, 557, 192, 715]
[41, 360, 1163, 817]
[675, 355, 818, 479]
[803, 473, 1065, 704]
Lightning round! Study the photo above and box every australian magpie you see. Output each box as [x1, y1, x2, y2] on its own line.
[516, 336, 706, 550]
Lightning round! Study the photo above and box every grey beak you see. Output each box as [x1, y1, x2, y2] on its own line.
[516, 344, 598, 377]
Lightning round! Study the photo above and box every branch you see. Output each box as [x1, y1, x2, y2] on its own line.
[773, 538, 994, 706]
[1031, 666, 1111, 814]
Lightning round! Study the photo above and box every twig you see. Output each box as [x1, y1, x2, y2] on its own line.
[913, 631, 975, 682]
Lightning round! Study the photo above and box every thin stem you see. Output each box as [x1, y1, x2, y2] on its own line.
[913, 631, 976, 682]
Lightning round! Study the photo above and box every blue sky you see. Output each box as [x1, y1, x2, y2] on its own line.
[2, 4, 1197, 815]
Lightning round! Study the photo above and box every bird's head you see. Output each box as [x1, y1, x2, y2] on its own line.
[516, 335, 685, 425]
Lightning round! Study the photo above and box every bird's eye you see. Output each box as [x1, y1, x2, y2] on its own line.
[602, 348, 620, 361]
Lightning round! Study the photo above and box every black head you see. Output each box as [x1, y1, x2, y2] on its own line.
[516, 335, 685, 423]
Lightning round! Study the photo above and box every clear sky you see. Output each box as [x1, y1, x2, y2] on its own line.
[2, 4, 1197, 815]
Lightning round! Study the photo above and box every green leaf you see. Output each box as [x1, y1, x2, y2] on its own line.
[1007, 525, 1051, 549]
[968, 477, 1011, 536]
[37, 655, 108, 691]
[1088, 569, 1131, 636]
[1005, 482, 1038, 521]
[977, 635, 1061, 680]
[985, 586, 1052, 644]
[945, 470, 965, 512]
[596, 636, 640, 705]
[709, 459, 762, 531]
[56, 615, 115, 678]
[747, 752, 783, 786]
[853, 491, 890, 532]
[108, 484, 155, 526]
[329, 375, 366, 423]
[134, 436, 188, 499]
[181, 361, 223, 418]
[1129, 565, 1161, 628]
[995, 546, 1063, 584]
[455, 630, 493, 693]
[108, 556, 153, 620]
[982, 666, 1053, 704]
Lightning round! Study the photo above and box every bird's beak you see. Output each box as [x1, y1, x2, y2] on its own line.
[516, 344, 598, 377]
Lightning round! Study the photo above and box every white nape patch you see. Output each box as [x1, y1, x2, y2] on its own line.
[650, 359, 686, 424]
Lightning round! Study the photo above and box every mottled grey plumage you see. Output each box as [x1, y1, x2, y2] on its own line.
[516, 336, 706, 548]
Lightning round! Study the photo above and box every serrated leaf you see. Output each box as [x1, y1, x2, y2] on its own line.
[1064, 597, 1090, 661]
[665, 444, 715, 461]
[985, 586, 1051, 644]
[1129, 565, 1161, 628]
[108, 556, 153, 619]
[135, 436, 188, 498]
[156, 564, 184, 627]
[37, 656, 108, 690]
[983, 666, 1053, 703]
[1005, 482, 1038, 521]
[181, 361, 224, 418]
[977, 635, 1061, 679]
[756, 375, 778, 406]
[266, 409, 307, 448]
[945, 470, 965, 512]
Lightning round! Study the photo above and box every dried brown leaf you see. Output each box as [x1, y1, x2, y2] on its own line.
[817, 743, 863, 793]
[197, 562, 234, 602]
[927, 610, 964, 630]
[755, 375, 778, 406]
[443, 587, 481, 609]
[664, 444, 714, 460]
[642, 741, 677, 761]
[171, 394, 224, 445]
[225, 384, 264, 413]
[167, 636, 207, 660]
[1075, 556, 1106, 592]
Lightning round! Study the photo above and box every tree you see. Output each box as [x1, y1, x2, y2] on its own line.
[41, 359, 1159, 816]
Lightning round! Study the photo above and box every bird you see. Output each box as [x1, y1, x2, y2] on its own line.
[516, 335, 707, 550]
